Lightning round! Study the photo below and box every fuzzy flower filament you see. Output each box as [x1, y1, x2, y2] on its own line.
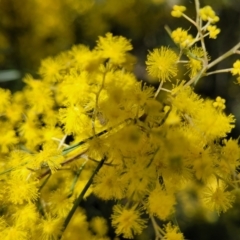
[201, 178, 235, 215]
[146, 47, 178, 81]
[111, 204, 147, 239]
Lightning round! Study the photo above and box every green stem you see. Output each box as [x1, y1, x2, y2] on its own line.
[194, 0, 208, 64]
[58, 157, 106, 239]
[184, 66, 207, 87]
[154, 79, 163, 98]
[146, 147, 159, 168]
[183, 0, 208, 63]
[150, 215, 164, 239]
[160, 88, 171, 93]
[205, 68, 232, 76]
[92, 68, 108, 135]
[0, 161, 29, 176]
[61, 131, 106, 155]
[68, 160, 88, 198]
[182, 13, 197, 28]
[194, 0, 200, 26]
[164, 25, 172, 39]
[36, 174, 51, 217]
[62, 118, 132, 155]
[39, 173, 51, 191]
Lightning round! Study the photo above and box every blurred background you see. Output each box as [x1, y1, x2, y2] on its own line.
[1, 0, 240, 239]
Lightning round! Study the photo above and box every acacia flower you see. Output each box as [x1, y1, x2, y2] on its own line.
[171, 5, 186, 18]
[90, 216, 108, 236]
[163, 223, 185, 240]
[171, 28, 194, 48]
[0, 88, 11, 113]
[38, 215, 63, 240]
[199, 6, 219, 23]
[201, 178, 235, 215]
[33, 143, 64, 173]
[95, 32, 132, 65]
[219, 138, 240, 176]
[6, 172, 39, 205]
[213, 96, 226, 110]
[39, 57, 63, 82]
[146, 46, 178, 81]
[207, 25, 220, 39]
[12, 204, 39, 229]
[231, 60, 240, 84]
[146, 185, 176, 220]
[93, 166, 127, 200]
[231, 60, 240, 76]
[111, 204, 147, 239]
[185, 46, 207, 78]
[1, 225, 28, 240]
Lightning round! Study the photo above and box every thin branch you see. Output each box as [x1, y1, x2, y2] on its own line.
[194, 0, 200, 26]
[88, 156, 118, 166]
[184, 66, 207, 88]
[154, 79, 164, 98]
[0, 161, 29, 176]
[205, 68, 232, 76]
[39, 174, 51, 191]
[160, 88, 172, 93]
[194, 0, 208, 64]
[58, 134, 68, 150]
[207, 42, 240, 70]
[62, 118, 132, 155]
[37, 149, 88, 180]
[52, 137, 69, 147]
[182, 13, 198, 28]
[92, 68, 108, 135]
[164, 25, 172, 39]
[58, 157, 106, 239]
[182, 0, 208, 64]
[177, 60, 189, 64]
[68, 159, 88, 198]
[150, 215, 164, 240]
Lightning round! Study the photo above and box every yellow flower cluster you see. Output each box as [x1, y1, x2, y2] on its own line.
[231, 60, 240, 84]
[171, 5, 186, 18]
[96, 33, 133, 65]
[213, 96, 226, 110]
[146, 47, 178, 81]
[199, 5, 219, 23]
[231, 59, 240, 76]
[171, 28, 194, 49]
[164, 223, 185, 240]
[170, 3, 221, 50]
[201, 177, 235, 215]
[0, 1, 240, 240]
[0, 88, 11, 114]
[111, 204, 147, 239]
[185, 46, 207, 78]
[207, 25, 221, 39]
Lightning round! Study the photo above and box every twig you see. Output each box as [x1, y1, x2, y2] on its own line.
[154, 79, 164, 98]
[207, 42, 240, 70]
[58, 157, 106, 239]
[205, 68, 232, 76]
[150, 215, 164, 240]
